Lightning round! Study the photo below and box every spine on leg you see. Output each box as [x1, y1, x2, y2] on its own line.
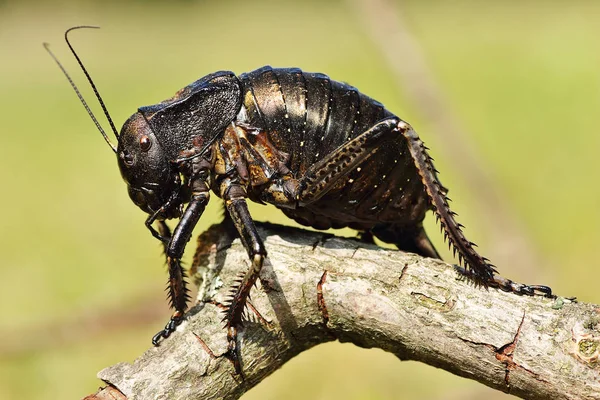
[397, 121, 497, 284]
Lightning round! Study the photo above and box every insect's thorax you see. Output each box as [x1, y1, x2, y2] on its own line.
[212, 123, 290, 191]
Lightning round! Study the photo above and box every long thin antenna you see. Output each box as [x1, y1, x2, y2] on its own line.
[43, 26, 118, 153]
[65, 26, 120, 141]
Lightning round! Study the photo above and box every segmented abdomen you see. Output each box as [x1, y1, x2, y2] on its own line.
[238, 66, 428, 229]
[238, 66, 392, 176]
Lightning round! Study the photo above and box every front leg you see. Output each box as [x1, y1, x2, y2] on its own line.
[156, 220, 172, 256]
[152, 179, 210, 345]
[220, 180, 266, 374]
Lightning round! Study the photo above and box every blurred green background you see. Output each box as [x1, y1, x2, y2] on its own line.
[1, 0, 599, 399]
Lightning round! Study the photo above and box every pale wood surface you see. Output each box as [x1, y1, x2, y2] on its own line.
[91, 223, 599, 400]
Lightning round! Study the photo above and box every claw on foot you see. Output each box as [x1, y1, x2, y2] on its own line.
[225, 325, 242, 375]
[454, 265, 555, 299]
[152, 312, 184, 346]
[490, 275, 555, 298]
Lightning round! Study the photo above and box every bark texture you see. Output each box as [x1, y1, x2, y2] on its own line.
[94, 223, 600, 400]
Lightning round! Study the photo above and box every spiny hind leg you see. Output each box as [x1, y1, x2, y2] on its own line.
[372, 223, 441, 259]
[289, 116, 489, 280]
[396, 120, 496, 283]
[286, 116, 551, 297]
[396, 120, 554, 297]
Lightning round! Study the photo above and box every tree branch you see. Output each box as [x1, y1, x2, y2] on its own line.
[87, 223, 600, 400]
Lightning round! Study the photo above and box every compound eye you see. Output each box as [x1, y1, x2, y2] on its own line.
[139, 135, 152, 152]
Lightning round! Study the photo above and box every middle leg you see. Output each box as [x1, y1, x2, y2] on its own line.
[220, 180, 267, 374]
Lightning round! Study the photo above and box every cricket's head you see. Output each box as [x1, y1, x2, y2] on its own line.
[45, 26, 181, 220]
[117, 112, 180, 217]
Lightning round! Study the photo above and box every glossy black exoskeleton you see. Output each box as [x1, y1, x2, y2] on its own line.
[46, 26, 553, 374]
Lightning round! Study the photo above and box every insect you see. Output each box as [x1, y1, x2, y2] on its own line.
[46, 26, 553, 373]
